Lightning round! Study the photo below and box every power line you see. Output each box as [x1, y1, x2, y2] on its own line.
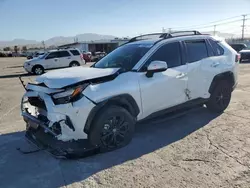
[183, 19, 244, 30]
[172, 15, 244, 30]
[171, 14, 250, 31]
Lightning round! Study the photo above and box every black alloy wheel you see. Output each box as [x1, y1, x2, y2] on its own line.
[101, 115, 130, 149]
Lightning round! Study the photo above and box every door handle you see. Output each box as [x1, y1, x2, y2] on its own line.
[176, 73, 186, 79]
[54, 58, 58, 61]
[211, 62, 219, 67]
[67, 57, 71, 59]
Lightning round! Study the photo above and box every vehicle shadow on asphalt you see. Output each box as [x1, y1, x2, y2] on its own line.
[0, 73, 31, 79]
[6, 65, 24, 68]
[56, 107, 222, 186]
[0, 107, 221, 187]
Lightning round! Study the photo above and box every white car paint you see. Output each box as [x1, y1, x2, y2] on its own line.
[137, 65, 188, 118]
[23, 48, 85, 74]
[36, 67, 120, 88]
[21, 85, 95, 141]
[21, 34, 238, 142]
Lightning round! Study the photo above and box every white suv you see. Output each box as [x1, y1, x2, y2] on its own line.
[23, 48, 85, 75]
[21, 31, 239, 157]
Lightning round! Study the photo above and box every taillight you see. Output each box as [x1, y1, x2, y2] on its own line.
[235, 54, 241, 62]
[80, 54, 83, 60]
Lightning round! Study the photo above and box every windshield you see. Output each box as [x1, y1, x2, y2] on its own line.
[38, 53, 47, 59]
[93, 43, 152, 70]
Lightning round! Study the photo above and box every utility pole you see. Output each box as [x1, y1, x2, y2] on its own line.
[41, 41, 45, 50]
[213, 25, 216, 36]
[242, 14, 247, 40]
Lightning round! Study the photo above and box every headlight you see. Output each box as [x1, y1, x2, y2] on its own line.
[24, 62, 30, 66]
[52, 84, 89, 104]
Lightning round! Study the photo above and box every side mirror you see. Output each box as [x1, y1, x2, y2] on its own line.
[146, 60, 168, 78]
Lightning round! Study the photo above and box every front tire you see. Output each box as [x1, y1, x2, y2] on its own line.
[89, 105, 135, 152]
[32, 65, 44, 75]
[206, 80, 232, 113]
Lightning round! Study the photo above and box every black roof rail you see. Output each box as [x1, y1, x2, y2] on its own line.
[126, 30, 202, 44]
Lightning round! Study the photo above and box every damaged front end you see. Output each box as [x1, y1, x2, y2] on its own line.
[21, 83, 99, 158]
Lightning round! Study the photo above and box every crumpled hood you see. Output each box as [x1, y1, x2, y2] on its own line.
[36, 67, 120, 89]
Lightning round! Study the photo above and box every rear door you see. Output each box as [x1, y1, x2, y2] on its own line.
[184, 39, 213, 99]
[184, 39, 224, 99]
[43, 52, 61, 69]
[58, 51, 71, 67]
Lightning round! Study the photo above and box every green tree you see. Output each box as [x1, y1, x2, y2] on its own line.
[14, 45, 18, 53]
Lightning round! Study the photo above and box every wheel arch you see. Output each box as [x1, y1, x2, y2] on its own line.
[32, 64, 44, 72]
[84, 94, 140, 134]
[69, 60, 80, 66]
[209, 71, 235, 94]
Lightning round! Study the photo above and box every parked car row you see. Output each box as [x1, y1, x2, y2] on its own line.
[239, 50, 250, 63]
[82, 51, 107, 62]
[228, 43, 250, 63]
[0, 51, 17, 57]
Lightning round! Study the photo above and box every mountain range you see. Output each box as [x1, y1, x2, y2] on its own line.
[0, 33, 117, 48]
[0, 31, 249, 49]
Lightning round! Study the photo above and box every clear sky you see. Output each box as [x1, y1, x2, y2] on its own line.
[0, 0, 249, 41]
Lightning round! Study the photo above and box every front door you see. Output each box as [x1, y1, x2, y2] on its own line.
[138, 42, 188, 118]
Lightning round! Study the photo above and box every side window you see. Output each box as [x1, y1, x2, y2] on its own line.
[70, 50, 80, 56]
[209, 39, 224, 56]
[45, 52, 60, 59]
[185, 40, 208, 63]
[144, 42, 182, 70]
[59, 51, 71, 57]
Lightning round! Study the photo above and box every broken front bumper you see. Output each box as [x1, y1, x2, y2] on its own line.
[23, 112, 99, 158]
[20, 83, 98, 158]
[21, 85, 96, 141]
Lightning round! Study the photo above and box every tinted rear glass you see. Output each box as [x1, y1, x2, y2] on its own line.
[70, 50, 80, 56]
[185, 40, 208, 63]
[209, 39, 224, 56]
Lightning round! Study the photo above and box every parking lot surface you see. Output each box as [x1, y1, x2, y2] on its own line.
[0, 58, 250, 188]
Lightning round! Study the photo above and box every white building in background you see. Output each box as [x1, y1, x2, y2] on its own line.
[58, 38, 129, 53]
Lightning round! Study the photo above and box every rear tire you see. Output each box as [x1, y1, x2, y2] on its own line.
[69, 61, 80, 67]
[32, 65, 44, 75]
[89, 105, 135, 152]
[206, 80, 232, 113]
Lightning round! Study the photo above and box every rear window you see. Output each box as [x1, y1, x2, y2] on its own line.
[209, 39, 224, 56]
[70, 50, 80, 56]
